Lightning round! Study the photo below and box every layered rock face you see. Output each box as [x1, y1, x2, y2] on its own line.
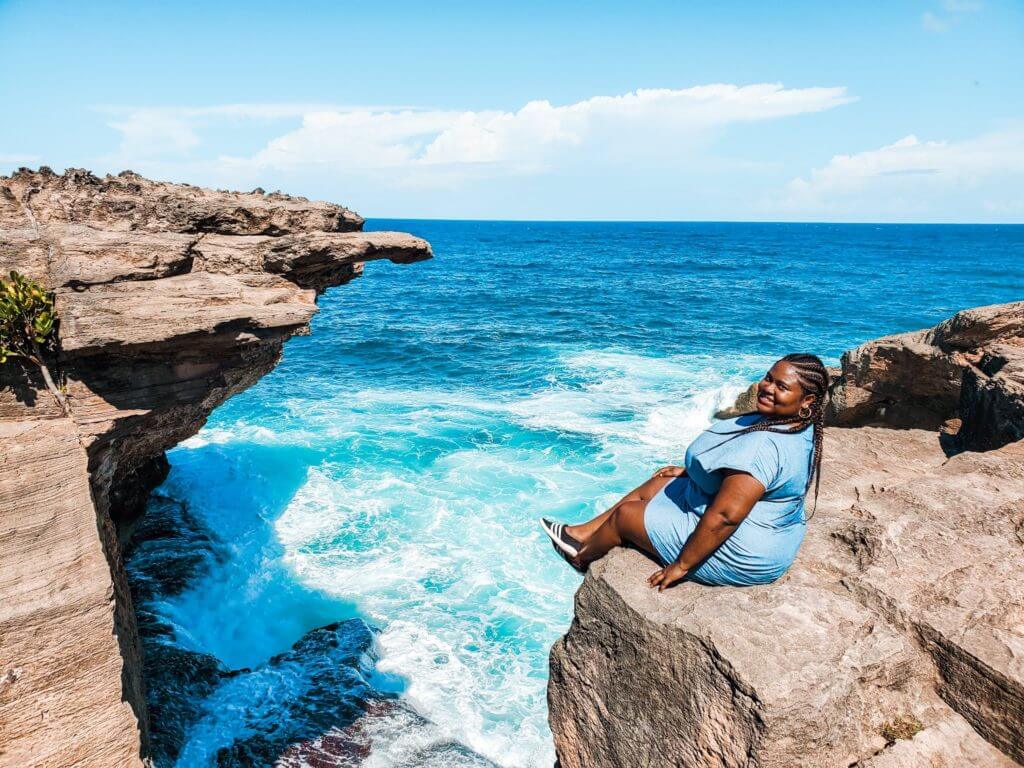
[827, 302, 1024, 439]
[549, 302, 1024, 768]
[0, 168, 430, 767]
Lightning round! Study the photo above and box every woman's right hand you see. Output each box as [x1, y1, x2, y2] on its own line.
[653, 465, 685, 478]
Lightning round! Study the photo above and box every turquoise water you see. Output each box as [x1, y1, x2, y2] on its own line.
[133, 222, 1024, 767]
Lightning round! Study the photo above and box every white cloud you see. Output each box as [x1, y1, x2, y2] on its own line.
[922, 11, 950, 32]
[776, 128, 1024, 220]
[91, 87, 1022, 222]
[923, 0, 983, 32]
[101, 83, 856, 185]
[108, 111, 201, 158]
[101, 103, 416, 161]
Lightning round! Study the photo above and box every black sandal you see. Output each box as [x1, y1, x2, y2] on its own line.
[540, 518, 585, 572]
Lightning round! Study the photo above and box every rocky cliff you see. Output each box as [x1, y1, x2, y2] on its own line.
[549, 302, 1024, 767]
[0, 168, 431, 767]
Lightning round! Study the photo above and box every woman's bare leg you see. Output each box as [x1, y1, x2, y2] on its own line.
[566, 474, 672, 542]
[572, 499, 659, 568]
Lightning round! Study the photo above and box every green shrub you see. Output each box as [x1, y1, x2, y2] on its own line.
[0, 270, 68, 414]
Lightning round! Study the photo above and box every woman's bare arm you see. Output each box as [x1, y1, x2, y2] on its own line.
[647, 469, 764, 591]
[652, 464, 686, 478]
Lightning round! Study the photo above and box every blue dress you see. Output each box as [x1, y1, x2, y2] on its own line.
[643, 414, 813, 586]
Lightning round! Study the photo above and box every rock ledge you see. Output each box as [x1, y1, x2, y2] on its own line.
[549, 303, 1024, 768]
[0, 169, 431, 767]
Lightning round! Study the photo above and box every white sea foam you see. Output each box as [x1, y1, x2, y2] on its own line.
[159, 347, 771, 767]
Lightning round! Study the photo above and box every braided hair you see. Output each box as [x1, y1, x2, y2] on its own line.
[709, 354, 829, 514]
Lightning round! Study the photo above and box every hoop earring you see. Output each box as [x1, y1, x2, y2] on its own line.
[798, 405, 812, 420]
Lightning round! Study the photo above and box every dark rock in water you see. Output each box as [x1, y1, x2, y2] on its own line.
[123, 494, 415, 768]
[111, 453, 172, 536]
[212, 620, 383, 768]
[136, 615, 388, 767]
[144, 643, 229, 767]
[124, 492, 230, 764]
[125, 494, 221, 606]
[276, 701, 391, 768]
[277, 699, 499, 768]
[410, 741, 500, 767]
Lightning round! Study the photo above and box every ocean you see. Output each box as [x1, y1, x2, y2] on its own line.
[125, 221, 1024, 767]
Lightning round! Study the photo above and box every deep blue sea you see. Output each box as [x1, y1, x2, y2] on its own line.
[128, 221, 1024, 767]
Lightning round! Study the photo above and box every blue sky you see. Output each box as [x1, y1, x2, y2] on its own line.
[1, 0, 1022, 221]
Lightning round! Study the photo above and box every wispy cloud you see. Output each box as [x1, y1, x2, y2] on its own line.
[922, 11, 951, 32]
[99, 103, 418, 160]
[775, 127, 1024, 219]
[108, 111, 202, 158]
[103, 84, 854, 187]
[922, 0, 983, 32]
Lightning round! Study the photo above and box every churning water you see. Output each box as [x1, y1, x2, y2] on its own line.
[126, 221, 1024, 767]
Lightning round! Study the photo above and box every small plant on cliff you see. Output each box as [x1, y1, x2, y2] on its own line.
[0, 270, 69, 415]
[880, 715, 924, 744]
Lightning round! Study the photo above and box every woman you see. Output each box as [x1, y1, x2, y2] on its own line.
[541, 354, 827, 591]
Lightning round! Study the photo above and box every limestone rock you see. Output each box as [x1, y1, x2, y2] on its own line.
[192, 229, 432, 292]
[958, 343, 1024, 449]
[0, 226, 198, 287]
[826, 329, 963, 427]
[1, 166, 364, 234]
[548, 422, 1024, 767]
[714, 380, 759, 419]
[826, 301, 1024, 429]
[57, 272, 319, 353]
[0, 420, 142, 768]
[0, 168, 431, 767]
[550, 547, 941, 768]
[858, 713, 1019, 768]
[926, 301, 1024, 350]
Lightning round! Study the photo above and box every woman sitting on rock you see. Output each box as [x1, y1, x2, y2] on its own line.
[541, 354, 827, 590]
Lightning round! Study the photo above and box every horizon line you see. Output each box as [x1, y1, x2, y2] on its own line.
[364, 216, 1024, 226]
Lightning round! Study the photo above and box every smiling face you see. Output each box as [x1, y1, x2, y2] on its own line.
[756, 360, 817, 418]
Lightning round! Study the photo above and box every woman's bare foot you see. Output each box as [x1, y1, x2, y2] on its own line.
[564, 523, 586, 541]
[565, 474, 674, 543]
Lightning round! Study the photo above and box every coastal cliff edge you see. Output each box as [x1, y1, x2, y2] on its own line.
[548, 301, 1024, 767]
[0, 168, 431, 768]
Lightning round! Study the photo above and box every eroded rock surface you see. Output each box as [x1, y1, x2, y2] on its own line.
[0, 420, 142, 768]
[0, 168, 431, 768]
[549, 304, 1024, 768]
[959, 343, 1024, 449]
[827, 301, 1024, 439]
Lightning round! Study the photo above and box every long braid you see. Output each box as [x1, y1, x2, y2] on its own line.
[781, 353, 828, 516]
[703, 353, 829, 515]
